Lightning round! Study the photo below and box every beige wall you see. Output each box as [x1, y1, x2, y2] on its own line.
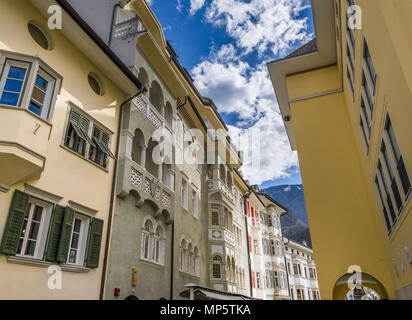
[0, 0, 125, 299]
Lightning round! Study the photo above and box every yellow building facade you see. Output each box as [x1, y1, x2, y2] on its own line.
[268, 0, 412, 299]
[0, 0, 144, 299]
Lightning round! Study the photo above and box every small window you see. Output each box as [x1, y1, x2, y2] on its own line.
[0, 60, 29, 106]
[192, 190, 198, 218]
[89, 126, 114, 168]
[28, 21, 53, 50]
[88, 73, 105, 96]
[67, 214, 89, 265]
[181, 179, 188, 208]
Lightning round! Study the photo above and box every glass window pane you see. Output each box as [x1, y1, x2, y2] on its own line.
[24, 240, 36, 256]
[32, 206, 43, 222]
[8, 67, 27, 80]
[28, 221, 40, 240]
[29, 102, 42, 116]
[4, 79, 24, 93]
[35, 76, 48, 91]
[31, 86, 46, 104]
[68, 249, 77, 263]
[71, 233, 79, 249]
[74, 219, 81, 233]
[0, 91, 20, 106]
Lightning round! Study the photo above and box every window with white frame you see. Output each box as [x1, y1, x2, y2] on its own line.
[17, 198, 52, 259]
[0, 52, 61, 121]
[345, 0, 356, 100]
[375, 114, 411, 234]
[212, 255, 222, 279]
[67, 214, 90, 266]
[256, 272, 261, 289]
[181, 178, 188, 209]
[192, 189, 198, 218]
[140, 218, 166, 266]
[64, 107, 115, 168]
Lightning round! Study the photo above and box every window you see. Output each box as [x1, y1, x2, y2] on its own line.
[0, 190, 104, 269]
[67, 214, 89, 266]
[88, 72, 105, 96]
[363, 38, 376, 91]
[256, 272, 261, 289]
[212, 256, 222, 279]
[360, 116, 369, 153]
[89, 125, 114, 168]
[274, 271, 280, 288]
[17, 199, 51, 259]
[375, 177, 392, 232]
[141, 218, 165, 266]
[64, 107, 115, 168]
[0, 53, 60, 121]
[0, 60, 29, 107]
[181, 179, 188, 209]
[28, 21, 53, 50]
[293, 264, 298, 275]
[211, 209, 220, 226]
[385, 116, 411, 196]
[377, 161, 397, 225]
[270, 240, 276, 255]
[192, 189, 198, 218]
[253, 240, 259, 254]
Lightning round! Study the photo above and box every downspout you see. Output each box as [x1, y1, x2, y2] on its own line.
[243, 193, 253, 297]
[99, 87, 145, 300]
[170, 221, 175, 300]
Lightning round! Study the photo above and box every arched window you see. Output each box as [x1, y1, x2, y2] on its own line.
[154, 226, 165, 265]
[138, 68, 149, 90]
[146, 138, 160, 178]
[187, 243, 193, 273]
[141, 218, 165, 265]
[149, 80, 164, 115]
[232, 257, 236, 282]
[226, 256, 231, 281]
[180, 239, 186, 271]
[213, 256, 222, 279]
[132, 129, 145, 167]
[194, 246, 199, 275]
[141, 219, 153, 260]
[164, 102, 173, 127]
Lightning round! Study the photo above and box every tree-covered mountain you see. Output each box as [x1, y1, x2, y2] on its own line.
[264, 184, 312, 248]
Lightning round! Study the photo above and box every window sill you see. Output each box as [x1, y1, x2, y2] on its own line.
[8, 255, 51, 268]
[179, 270, 200, 279]
[7, 256, 90, 273]
[140, 258, 165, 269]
[60, 144, 109, 173]
[61, 264, 90, 273]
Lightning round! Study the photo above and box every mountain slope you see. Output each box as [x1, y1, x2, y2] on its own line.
[264, 184, 312, 247]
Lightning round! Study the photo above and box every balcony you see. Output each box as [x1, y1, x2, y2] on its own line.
[132, 95, 173, 135]
[208, 178, 235, 208]
[116, 156, 174, 224]
[0, 107, 50, 189]
[209, 226, 235, 246]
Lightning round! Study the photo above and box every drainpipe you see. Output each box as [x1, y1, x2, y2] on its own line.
[283, 237, 291, 300]
[99, 87, 145, 300]
[243, 193, 253, 297]
[170, 221, 175, 300]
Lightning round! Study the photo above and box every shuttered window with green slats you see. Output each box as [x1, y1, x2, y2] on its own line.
[64, 108, 93, 156]
[89, 125, 115, 169]
[64, 107, 114, 169]
[0, 190, 29, 255]
[85, 218, 104, 268]
[1, 190, 104, 269]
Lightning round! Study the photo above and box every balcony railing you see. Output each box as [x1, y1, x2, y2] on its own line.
[131, 95, 174, 135]
[208, 178, 235, 205]
[209, 226, 235, 246]
[117, 157, 174, 221]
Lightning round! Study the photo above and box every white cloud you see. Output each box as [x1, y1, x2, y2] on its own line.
[186, 0, 312, 184]
[191, 45, 299, 185]
[204, 0, 313, 57]
[190, 0, 206, 15]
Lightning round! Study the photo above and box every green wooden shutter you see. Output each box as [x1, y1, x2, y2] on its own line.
[44, 205, 65, 262]
[85, 218, 104, 268]
[56, 206, 75, 263]
[0, 190, 29, 255]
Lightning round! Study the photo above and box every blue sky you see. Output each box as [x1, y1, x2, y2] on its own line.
[148, 0, 315, 188]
